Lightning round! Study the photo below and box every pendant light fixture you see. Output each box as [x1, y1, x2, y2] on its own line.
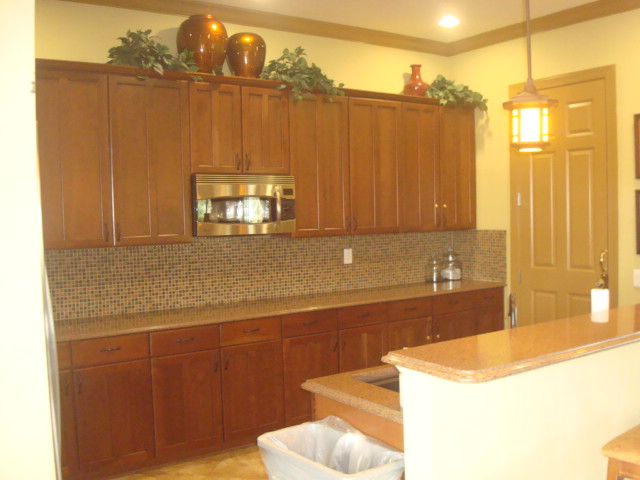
[503, 0, 557, 153]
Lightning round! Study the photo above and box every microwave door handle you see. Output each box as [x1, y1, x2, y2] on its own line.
[275, 187, 282, 226]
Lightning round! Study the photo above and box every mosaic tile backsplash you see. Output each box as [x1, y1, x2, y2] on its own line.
[45, 230, 506, 321]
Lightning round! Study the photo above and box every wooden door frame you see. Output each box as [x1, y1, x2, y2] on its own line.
[510, 65, 618, 310]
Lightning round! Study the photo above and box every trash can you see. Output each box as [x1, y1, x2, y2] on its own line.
[257, 416, 404, 480]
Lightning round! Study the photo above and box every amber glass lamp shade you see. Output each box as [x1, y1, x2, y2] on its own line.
[226, 33, 266, 78]
[503, 79, 557, 153]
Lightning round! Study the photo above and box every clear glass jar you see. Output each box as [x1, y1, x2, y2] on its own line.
[440, 248, 462, 281]
[426, 254, 442, 283]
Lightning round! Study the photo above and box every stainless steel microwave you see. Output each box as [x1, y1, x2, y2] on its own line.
[193, 174, 296, 236]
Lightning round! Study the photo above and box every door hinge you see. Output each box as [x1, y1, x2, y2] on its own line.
[516, 192, 522, 207]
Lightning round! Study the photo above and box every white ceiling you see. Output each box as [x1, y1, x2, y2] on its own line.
[198, 0, 594, 42]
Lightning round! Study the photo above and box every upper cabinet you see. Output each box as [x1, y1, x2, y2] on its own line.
[36, 63, 192, 249]
[36, 68, 113, 249]
[290, 95, 350, 237]
[109, 75, 192, 246]
[190, 83, 290, 174]
[438, 107, 476, 230]
[348, 98, 402, 234]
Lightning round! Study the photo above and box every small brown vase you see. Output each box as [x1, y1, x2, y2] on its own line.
[226, 32, 266, 78]
[177, 14, 228, 73]
[403, 64, 429, 96]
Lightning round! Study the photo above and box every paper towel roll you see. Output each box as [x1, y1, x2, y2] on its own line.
[590, 288, 609, 313]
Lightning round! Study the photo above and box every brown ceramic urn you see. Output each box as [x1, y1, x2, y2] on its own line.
[226, 32, 266, 78]
[177, 14, 228, 72]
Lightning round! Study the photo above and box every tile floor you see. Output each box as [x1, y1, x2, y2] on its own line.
[111, 445, 268, 480]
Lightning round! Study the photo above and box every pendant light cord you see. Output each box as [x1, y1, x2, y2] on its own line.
[525, 0, 535, 90]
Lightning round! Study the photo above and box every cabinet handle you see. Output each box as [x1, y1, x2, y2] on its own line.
[404, 306, 418, 312]
[235, 153, 241, 171]
[175, 337, 195, 343]
[341, 340, 346, 351]
[224, 359, 229, 370]
[443, 204, 448, 228]
[483, 295, 495, 301]
[244, 153, 251, 171]
[64, 379, 70, 397]
[346, 216, 351, 231]
[357, 312, 371, 318]
[353, 217, 358, 231]
[116, 222, 121, 242]
[214, 360, 219, 373]
[448, 300, 459, 305]
[99, 346, 122, 353]
[76, 380, 83, 395]
[333, 341, 338, 352]
[104, 223, 110, 243]
[303, 319, 318, 326]
[243, 327, 260, 334]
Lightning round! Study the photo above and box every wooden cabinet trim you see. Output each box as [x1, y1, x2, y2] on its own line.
[71, 333, 149, 367]
[219, 316, 282, 346]
[282, 309, 338, 337]
[387, 297, 433, 321]
[150, 325, 220, 357]
[338, 302, 389, 329]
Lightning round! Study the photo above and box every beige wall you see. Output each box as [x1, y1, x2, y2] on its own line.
[35, 0, 640, 307]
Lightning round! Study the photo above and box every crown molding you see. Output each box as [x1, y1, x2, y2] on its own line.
[60, 0, 640, 57]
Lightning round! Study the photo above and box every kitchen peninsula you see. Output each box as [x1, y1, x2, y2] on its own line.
[382, 304, 640, 480]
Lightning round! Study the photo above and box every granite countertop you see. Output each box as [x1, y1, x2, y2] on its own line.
[302, 365, 402, 424]
[383, 304, 640, 383]
[55, 280, 504, 342]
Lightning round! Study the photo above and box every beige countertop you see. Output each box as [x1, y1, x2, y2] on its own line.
[383, 304, 640, 383]
[55, 280, 503, 342]
[302, 365, 402, 424]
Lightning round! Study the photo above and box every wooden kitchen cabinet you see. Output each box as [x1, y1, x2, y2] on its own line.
[438, 107, 476, 230]
[387, 297, 434, 350]
[290, 94, 350, 237]
[400, 102, 440, 232]
[109, 75, 192, 246]
[221, 339, 284, 443]
[348, 98, 402, 234]
[339, 324, 388, 372]
[36, 68, 112, 249]
[150, 325, 223, 460]
[282, 310, 339, 425]
[190, 83, 289, 174]
[73, 360, 154, 475]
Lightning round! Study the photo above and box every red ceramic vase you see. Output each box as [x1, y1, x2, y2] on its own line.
[403, 64, 429, 96]
[177, 14, 228, 73]
[226, 32, 266, 78]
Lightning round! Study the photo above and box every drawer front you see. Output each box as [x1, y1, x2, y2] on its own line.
[338, 303, 388, 329]
[433, 291, 479, 314]
[282, 309, 338, 338]
[150, 325, 220, 357]
[71, 333, 149, 367]
[472, 288, 503, 308]
[57, 342, 72, 370]
[220, 316, 281, 346]
[387, 297, 433, 321]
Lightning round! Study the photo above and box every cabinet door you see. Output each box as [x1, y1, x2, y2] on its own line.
[433, 311, 477, 343]
[400, 103, 440, 232]
[339, 324, 388, 372]
[189, 83, 243, 173]
[476, 305, 505, 335]
[283, 332, 339, 425]
[241, 86, 290, 174]
[109, 75, 192, 246]
[348, 98, 401, 234]
[36, 68, 112, 248]
[290, 95, 350, 237]
[59, 369, 78, 478]
[221, 340, 284, 443]
[74, 360, 154, 475]
[151, 350, 223, 459]
[439, 107, 476, 230]
[388, 317, 431, 351]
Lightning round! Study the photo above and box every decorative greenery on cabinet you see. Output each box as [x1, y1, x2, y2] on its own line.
[426, 74, 488, 111]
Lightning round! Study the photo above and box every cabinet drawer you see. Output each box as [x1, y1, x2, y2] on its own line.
[71, 333, 149, 367]
[387, 297, 432, 321]
[57, 342, 72, 370]
[338, 303, 388, 329]
[150, 325, 219, 357]
[432, 291, 479, 314]
[220, 316, 281, 346]
[282, 310, 337, 338]
[472, 288, 503, 308]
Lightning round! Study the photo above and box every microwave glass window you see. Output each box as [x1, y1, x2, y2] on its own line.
[196, 197, 275, 224]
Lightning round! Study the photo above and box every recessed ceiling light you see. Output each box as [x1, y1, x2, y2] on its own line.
[438, 15, 460, 28]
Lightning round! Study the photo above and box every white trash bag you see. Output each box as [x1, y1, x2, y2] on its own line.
[258, 416, 404, 480]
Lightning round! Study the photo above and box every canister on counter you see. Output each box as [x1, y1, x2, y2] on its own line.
[426, 254, 443, 283]
[441, 247, 462, 281]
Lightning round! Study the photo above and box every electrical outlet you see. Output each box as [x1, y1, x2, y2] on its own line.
[343, 248, 353, 265]
[634, 269, 640, 288]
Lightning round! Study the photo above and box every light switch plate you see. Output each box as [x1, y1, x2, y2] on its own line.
[343, 248, 353, 265]
[634, 269, 640, 288]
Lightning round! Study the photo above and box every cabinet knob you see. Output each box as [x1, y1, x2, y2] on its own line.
[104, 223, 110, 243]
[244, 153, 251, 171]
[235, 153, 241, 171]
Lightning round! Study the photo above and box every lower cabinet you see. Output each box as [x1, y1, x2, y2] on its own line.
[73, 360, 155, 475]
[221, 340, 284, 443]
[151, 350, 223, 459]
[339, 324, 388, 372]
[59, 369, 79, 478]
[387, 317, 431, 351]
